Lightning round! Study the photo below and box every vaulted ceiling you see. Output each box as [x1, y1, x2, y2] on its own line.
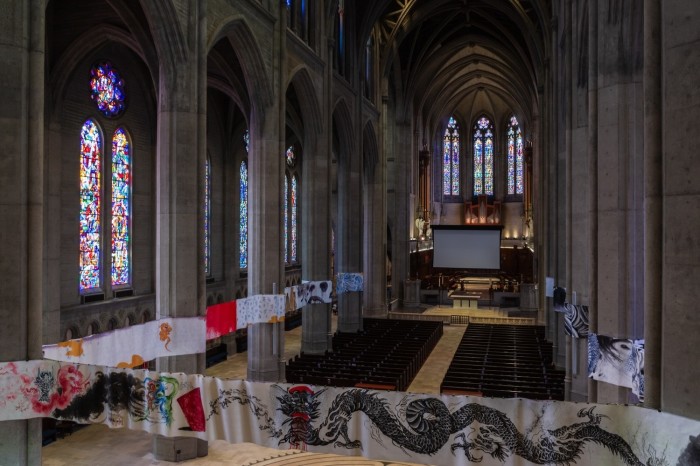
[359, 0, 550, 138]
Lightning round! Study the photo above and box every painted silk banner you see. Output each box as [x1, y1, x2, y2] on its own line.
[236, 294, 285, 328]
[2, 360, 695, 466]
[552, 286, 589, 338]
[336, 272, 364, 294]
[284, 281, 333, 312]
[588, 333, 645, 400]
[205, 301, 237, 340]
[553, 303, 589, 338]
[42, 317, 206, 368]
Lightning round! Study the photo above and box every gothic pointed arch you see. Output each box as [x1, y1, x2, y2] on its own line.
[207, 17, 274, 127]
[287, 66, 323, 144]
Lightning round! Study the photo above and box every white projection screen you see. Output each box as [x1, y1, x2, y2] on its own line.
[431, 226, 502, 269]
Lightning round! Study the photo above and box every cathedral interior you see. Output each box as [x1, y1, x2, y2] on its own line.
[1, 0, 699, 464]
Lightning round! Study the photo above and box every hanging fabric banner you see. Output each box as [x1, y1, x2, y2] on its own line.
[206, 301, 237, 340]
[336, 273, 364, 294]
[42, 317, 206, 368]
[236, 294, 285, 328]
[284, 281, 333, 311]
[588, 333, 645, 400]
[0, 359, 696, 465]
[553, 303, 589, 338]
[552, 286, 589, 338]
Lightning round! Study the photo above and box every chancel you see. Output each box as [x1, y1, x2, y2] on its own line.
[1, 0, 699, 465]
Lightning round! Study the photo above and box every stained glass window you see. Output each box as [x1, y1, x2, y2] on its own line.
[80, 119, 102, 291]
[473, 117, 494, 196]
[239, 161, 248, 268]
[506, 116, 524, 195]
[204, 158, 211, 276]
[244, 130, 250, 153]
[111, 128, 130, 286]
[291, 175, 298, 262]
[89, 62, 126, 118]
[284, 175, 289, 263]
[286, 145, 295, 167]
[443, 116, 460, 195]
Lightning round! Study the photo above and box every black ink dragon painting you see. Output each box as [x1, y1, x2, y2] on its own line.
[206, 384, 667, 465]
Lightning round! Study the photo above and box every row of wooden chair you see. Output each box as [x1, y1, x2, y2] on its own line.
[286, 318, 443, 391]
[441, 323, 565, 400]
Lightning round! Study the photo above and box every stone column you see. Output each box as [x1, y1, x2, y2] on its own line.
[392, 120, 412, 308]
[301, 112, 332, 353]
[659, 0, 700, 418]
[0, 1, 45, 464]
[152, 0, 208, 460]
[336, 115, 363, 333]
[247, 0, 285, 381]
[589, 0, 645, 405]
[363, 133, 387, 318]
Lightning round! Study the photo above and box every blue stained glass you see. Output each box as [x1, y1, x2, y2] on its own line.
[473, 117, 493, 195]
[244, 130, 250, 153]
[507, 126, 516, 195]
[111, 128, 130, 286]
[443, 116, 460, 195]
[485, 132, 493, 195]
[239, 161, 248, 268]
[284, 175, 289, 263]
[205, 158, 211, 276]
[473, 137, 483, 195]
[516, 128, 524, 194]
[291, 175, 298, 262]
[507, 116, 524, 195]
[80, 119, 102, 291]
[89, 62, 126, 118]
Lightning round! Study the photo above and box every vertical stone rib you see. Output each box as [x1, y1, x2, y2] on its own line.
[642, 0, 662, 410]
[587, 0, 599, 403]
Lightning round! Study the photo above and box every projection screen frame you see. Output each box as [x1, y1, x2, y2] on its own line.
[430, 225, 503, 270]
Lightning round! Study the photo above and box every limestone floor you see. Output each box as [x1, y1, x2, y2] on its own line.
[42, 312, 468, 466]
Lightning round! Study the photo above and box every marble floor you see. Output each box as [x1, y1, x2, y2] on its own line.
[42, 311, 468, 466]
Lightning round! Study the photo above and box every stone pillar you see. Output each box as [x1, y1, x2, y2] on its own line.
[301, 109, 332, 353]
[659, 0, 700, 418]
[391, 121, 412, 308]
[247, 0, 285, 381]
[363, 129, 387, 319]
[0, 2, 45, 464]
[153, 0, 208, 459]
[336, 116, 363, 333]
[589, 0, 645, 405]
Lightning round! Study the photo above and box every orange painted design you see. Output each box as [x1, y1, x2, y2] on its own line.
[159, 322, 173, 351]
[57, 339, 84, 357]
[116, 354, 145, 368]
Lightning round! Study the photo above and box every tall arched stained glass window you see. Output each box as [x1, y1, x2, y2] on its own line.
[111, 128, 131, 286]
[507, 116, 524, 195]
[291, 174, 298, 262]
[239, 160, 248, 268]
[284, 175, 289, 263]
[204, 158, 211, 276]
[80, 119, 102, 291]
[243, 129, 250, 154]
[473, 116, 494, 196]
[443, 116, 460, 195]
